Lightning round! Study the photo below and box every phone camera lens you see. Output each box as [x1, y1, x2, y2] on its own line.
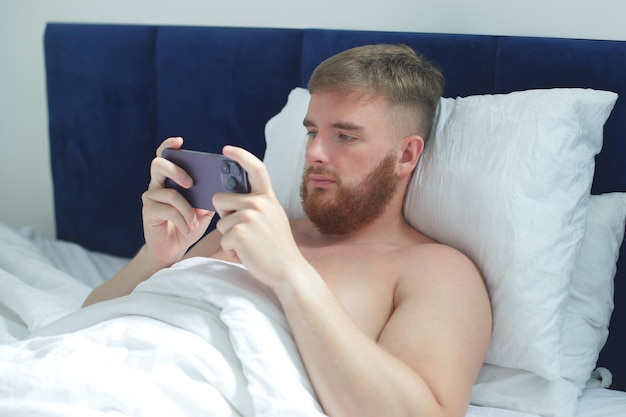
[229, 163, 241, 176]
[220, 161, 230, 174]
[226, 176, 238, 190]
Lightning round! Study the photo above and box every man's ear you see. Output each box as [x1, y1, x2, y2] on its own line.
[396, 135, 424, 178]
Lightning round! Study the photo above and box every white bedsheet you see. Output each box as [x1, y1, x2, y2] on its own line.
[1, 223, 625, 417]
[0, 223, 324, 416]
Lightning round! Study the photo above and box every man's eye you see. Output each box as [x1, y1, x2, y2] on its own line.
[306, 131, 317, 139]
[338, 133, 356, 142]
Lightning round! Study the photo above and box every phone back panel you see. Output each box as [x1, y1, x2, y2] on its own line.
[163, 149, 249, 211]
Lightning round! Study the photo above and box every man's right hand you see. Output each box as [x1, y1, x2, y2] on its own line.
[140, 137, 215, 268]
[82, 137, 215, 307]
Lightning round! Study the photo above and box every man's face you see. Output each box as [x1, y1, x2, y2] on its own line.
[300, 90, 400, 235]
[300, 152, 398, 235]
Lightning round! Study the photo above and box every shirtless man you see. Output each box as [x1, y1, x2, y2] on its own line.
[84, 44, 492, 417]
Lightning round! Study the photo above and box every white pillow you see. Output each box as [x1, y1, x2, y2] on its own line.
[264, 87, 308, 220]
[408, 89, 617, 379]
[264, 87, 618, 417]
[471, 192, 626, 416]
[562, 192, 626, 389]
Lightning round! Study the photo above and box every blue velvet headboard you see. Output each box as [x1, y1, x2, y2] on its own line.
[44, 23, 626, 389]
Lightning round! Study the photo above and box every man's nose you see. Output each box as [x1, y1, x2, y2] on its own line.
[305, 135, 329, 165]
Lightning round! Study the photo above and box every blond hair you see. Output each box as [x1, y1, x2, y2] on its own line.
[307, 44, 444, 141]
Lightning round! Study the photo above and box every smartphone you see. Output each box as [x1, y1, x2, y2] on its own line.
[162, 148, 250, 211]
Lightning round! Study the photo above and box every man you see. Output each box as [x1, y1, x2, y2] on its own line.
[84, 44, 492, 417]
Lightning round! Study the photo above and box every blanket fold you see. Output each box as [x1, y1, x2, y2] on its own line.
[0, 224, 539, 417]
[0, 252, 326, 417]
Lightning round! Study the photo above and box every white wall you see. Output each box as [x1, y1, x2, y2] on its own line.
[2, 0, 626, 238]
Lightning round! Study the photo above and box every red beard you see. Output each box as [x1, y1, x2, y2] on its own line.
[300, 153, 399, 235]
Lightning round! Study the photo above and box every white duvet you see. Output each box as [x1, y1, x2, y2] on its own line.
[0, 224, 324, 416]
[1, 223, 625, 417]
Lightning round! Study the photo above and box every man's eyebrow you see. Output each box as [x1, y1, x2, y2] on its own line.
[332, 121, 363, 132]
[302, 119, 363, 132]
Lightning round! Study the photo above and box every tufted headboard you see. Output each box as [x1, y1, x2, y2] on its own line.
[44, 23, 626, 389]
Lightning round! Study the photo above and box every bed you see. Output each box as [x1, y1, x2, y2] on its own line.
[0, 22, 625, 417]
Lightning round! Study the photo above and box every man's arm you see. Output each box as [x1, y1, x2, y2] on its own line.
[214, 146, 492, 417]
[83, 137, 215, 307]
[271, 245, 491, 417]
[82, 229, 222, 307]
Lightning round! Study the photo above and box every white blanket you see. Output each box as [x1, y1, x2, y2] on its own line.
[0, 223, 325, 417]
[0, 223, 557, 417]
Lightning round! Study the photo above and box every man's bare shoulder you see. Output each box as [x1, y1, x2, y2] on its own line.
[394, 228, 489, 308]
[379, 234, 492, 414]
[393, 233, 489, 328]
[404, 224, 479, 269]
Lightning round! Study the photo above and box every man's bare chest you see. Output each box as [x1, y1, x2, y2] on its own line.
[298, 246, 398, 340]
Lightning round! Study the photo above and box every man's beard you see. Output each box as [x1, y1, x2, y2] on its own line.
[300, 153, 399, 235]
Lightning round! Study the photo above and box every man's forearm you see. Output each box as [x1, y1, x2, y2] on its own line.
[272, 271, 444, 417]
[82, 245, 166, 307]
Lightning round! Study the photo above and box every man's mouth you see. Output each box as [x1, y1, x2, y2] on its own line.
[306, 173, 336, 188]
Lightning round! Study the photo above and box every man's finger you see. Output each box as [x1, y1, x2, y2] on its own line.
[148, 156, 193, 191]
[222, 145, 272, 194]
[156, 136, 184, 157]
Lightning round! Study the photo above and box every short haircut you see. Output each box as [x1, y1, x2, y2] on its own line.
[308, 44, 445, 141]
